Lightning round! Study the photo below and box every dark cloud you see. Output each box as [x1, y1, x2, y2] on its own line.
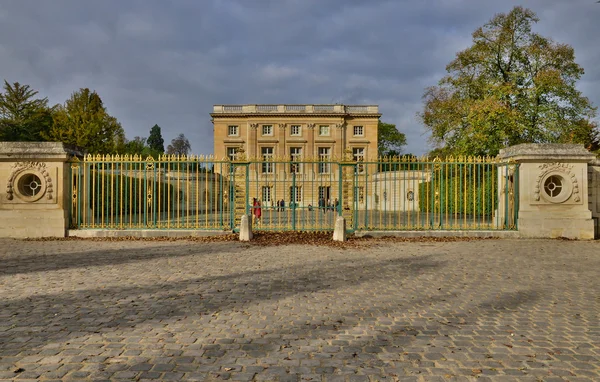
[0, 0, 598, 155]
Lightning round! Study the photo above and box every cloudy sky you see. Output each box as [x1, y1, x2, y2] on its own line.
[1, 0, 598, 155]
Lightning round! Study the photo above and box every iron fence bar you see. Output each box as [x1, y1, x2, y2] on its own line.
[68, 156, 517, 232]
[504, 164, 509, 229]
[76, 162, 81, 228]
[292, 168, 296, 231]
[514, 164, 520, 230]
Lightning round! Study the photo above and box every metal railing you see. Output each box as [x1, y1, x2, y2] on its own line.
[69, 155, 234, 230]
[69, 155, 518, 232]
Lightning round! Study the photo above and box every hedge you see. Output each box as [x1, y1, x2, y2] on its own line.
[418, 167, 497, 216]
[86, 172, 180, 216]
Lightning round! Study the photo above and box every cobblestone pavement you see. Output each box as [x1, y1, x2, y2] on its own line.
[0, 238, 598, 381]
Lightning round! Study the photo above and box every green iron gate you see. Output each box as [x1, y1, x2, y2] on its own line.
[69, 155, 518, 232]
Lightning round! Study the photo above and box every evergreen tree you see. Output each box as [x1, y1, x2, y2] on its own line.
[0, 81, 54, 141]
[45, 88, 125, 153]
[147, 124, 165, 154]
[378, 121, 407, 157]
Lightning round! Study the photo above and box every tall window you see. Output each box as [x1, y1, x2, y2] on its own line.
[261, 147, 274, 173]
[227, 147, 239, 161]
[353, 126, 363, 136]
[289, 186, 302, 203]
[290, 147, 302, 173]
[353, 147, 365, 173]
[262, 186, 272, 203]
[318, 125, 329, 136]
[262, 125, 273, 136]
[228, 125, 238, 136]
[290, 125, 301, 136]
[318, 186, 330, 201]
[318, 147, 330, 174]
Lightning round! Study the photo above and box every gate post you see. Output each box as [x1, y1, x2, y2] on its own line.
[0, 142, 84, 238]
[338, 160, 357, 232]
[498, 144, 595, 239]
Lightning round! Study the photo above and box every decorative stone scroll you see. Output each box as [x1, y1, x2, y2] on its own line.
[533, 162, 579, 203]
[6, 161, 53, 202]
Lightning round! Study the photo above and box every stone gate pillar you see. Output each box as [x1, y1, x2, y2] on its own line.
[498, 143, 595, 239]
[0, 142, 84, 238]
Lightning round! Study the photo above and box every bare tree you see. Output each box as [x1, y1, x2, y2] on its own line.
[166, 133, 191, 156]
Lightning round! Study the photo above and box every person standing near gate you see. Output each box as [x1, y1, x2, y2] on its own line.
[256, 199, 262, 225]
[253, 198, 262, 225]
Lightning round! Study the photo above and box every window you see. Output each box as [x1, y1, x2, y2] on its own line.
[353, 126, 363, 136]
[262, 125, 273, 136]
[261, 147, 274, 173]
[544, 175, 562, 198]
[262, 186, 272, 203]
[318, 125, 329, 136]
[290, 125, 301, 136]
[318, 186, 330, 201]
[318, 147, 330, 174]
[228, 125, 238, 136]
[227, 147, 239, 161]
[290, 147, 302, 173]
[353, 147, 365, 173]
[289, 186, 302, 203]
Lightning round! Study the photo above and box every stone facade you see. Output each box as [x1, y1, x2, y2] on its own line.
[371, 170, 430, 211]
[499, 143, 595, 239]
[212, 104, 380, 161]
[0, 142, 83, 238]
[211, 104, 380, 208]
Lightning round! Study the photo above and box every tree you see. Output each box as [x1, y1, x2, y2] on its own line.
[147, 124, 165, 154]
[420, 6, 598, 156]
[166, 133, 191, 156]
[45, 88, 125, 153]
[427, 146, 453, 158]
[0, 81, 54, 141]
[123, 136, 151, 155]
[378, 120, 407, 157]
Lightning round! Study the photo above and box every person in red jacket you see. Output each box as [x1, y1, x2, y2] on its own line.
[253, 198, 262, 225]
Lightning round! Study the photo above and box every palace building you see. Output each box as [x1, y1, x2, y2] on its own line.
[211, 104, 380, 163]
[210, 104, 381, 211]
